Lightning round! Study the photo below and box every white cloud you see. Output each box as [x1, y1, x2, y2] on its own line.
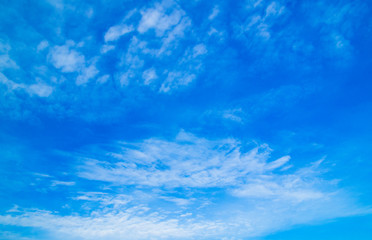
[76, 63, 98, 85]
[100, 44, 115, 54]
[97, 1, 198, 92]
[102, 9, 137, 46]
[74, 192, 132, 207]
[208, 6, 220, 20]
[159, 196, 193, 206]
[32, 172, 52, 178]
[192, 44, 207, 58]
[135, 1, 191, 57]
[0, 131, 369, 239]
[117, 71, 132, 86]
[0, 72, 23, 90]
[230, 167, 326, 202]
[120, 36, 145, 69]
[157, 17, 191, 56]
[234, 0, 365, 67]
[0, 42, 18, 70]
[142, 68, 157, 85]
[0, 73, 53, 98]
[156, 42, 206, 93]
[37, 40, 49, 52]
[159, 72, 195, 93]
[76, 131, 327, 192]
[0, 207, 225, 240]
[264, 1, 285, 18]
[222, 108, 244, 123]
[104, 24, 134, 42]
[246, 0, 264, 9]
[0, 189, 367, 240]
[0, 230, 34, 240]
[0, 54, 18, 70]
[50, 180, 75, 187]
[266, 155, 290, 170]
[48, 41, 99, 85]
[46, 0, 64, 10]
[96, 74, 110, 84]
[113, 36, 148, 86]
[138, 2, 183, 37]
[235, 1, 286, 43]
[48, 41, 85, 72]
[0, 55, 17, 70]
[27, 82, 54, 97]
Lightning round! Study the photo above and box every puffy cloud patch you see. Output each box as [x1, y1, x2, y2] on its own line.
[27, 82, 54, 97]
[138, 1, 184, 37]
[48, 41, 85, 73]
[48, 41, 99, 85]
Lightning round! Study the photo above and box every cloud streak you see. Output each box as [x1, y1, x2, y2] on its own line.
[0, 131, 369, 239]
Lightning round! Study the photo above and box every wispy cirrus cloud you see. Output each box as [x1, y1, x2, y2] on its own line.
[78, 131, 277, 187]
[0, 131, 369, 239]
[104, 24, 134, 42]
[76, 131, 337, 204]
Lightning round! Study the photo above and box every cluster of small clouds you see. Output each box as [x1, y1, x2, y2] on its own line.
[233, 0, 288, 50]
[0, 42, 54, 98]
[0, 0, 368, 122]
[0, 0, 211, 108]
[47, 40, 99, 85]
[109, 1, 206, 93]
[242, 1, 286, 40]
[43, 0, 364, 93]
[232, 0, 367, 68]
[41, 0, 208, 93]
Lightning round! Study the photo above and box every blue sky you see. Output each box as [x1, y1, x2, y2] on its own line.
[0, 0, 372, 239]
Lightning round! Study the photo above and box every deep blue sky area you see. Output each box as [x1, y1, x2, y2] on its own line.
[0, 0, 372, 239]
